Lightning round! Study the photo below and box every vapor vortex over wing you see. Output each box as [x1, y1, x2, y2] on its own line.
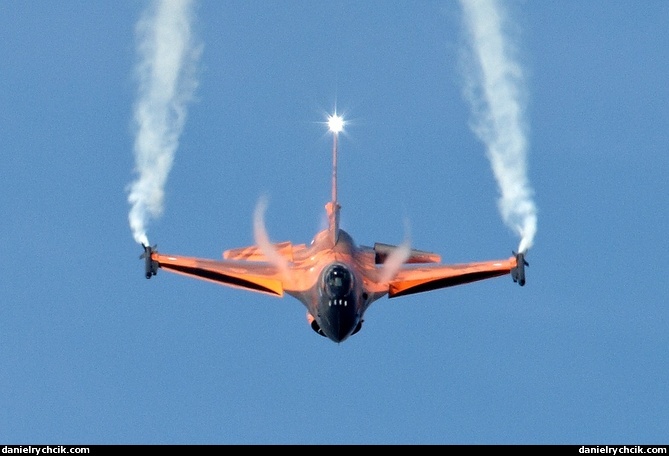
[253, 195, 290, 278]
[377, 221, 412, 284]
[459, 0, 538, 254]
[127, 0, 202, 247]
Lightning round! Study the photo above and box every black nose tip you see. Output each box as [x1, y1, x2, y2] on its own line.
[321, 315, 355, 343]
[333, 328, 349, 343]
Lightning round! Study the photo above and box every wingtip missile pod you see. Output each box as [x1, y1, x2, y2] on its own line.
[140, 244, 159, 279]
[511, 251, 529, 286]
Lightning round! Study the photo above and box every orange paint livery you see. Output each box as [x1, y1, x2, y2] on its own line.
[141, 118, 527, 343]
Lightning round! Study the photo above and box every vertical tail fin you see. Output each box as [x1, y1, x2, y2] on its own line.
[325, 114, 344, 245]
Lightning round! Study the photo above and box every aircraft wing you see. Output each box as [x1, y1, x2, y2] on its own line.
[150, 251, 284, 297]
[387, 255, 518, 298]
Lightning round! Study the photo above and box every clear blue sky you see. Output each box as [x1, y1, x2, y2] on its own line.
[1, 0, 668, 445]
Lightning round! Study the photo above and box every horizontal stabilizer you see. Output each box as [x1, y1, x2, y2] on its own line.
[224, 241, 306, 262]
[372, 242, 441, 264]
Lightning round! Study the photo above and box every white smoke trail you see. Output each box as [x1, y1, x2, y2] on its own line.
[458, 0, 537, 253]
[127, 0, 201, 246]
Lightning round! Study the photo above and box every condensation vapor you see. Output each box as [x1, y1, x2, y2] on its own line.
[253, 195, 290, 278]
[127, 0, 201, 246]
[459, 0, 537, 253]
[378, 221, 412, 284]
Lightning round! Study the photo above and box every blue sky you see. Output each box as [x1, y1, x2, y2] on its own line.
[1, 0, 668, 445]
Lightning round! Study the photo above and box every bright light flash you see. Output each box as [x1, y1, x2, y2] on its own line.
[328, 114, 344, 133]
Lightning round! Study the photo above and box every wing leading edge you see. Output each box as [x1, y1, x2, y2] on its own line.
[388, 256, 518, 298]
[151, 252, 284, 297]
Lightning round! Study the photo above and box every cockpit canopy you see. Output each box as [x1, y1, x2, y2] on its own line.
[316, 263, 360, 342]
[323, 264, 353, 300]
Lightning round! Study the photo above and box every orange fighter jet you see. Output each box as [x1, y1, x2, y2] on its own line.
[141, 114, 527, 343]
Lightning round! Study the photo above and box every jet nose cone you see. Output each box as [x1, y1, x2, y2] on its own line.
[319, 306, 357, 343]
[330, 325, 351, 343]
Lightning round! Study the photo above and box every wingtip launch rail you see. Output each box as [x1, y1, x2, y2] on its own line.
[511, 251, 528, 286]
[141, 244, 158, 279]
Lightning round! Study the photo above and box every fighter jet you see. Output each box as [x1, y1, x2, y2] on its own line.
[141, 114, 527, 343]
